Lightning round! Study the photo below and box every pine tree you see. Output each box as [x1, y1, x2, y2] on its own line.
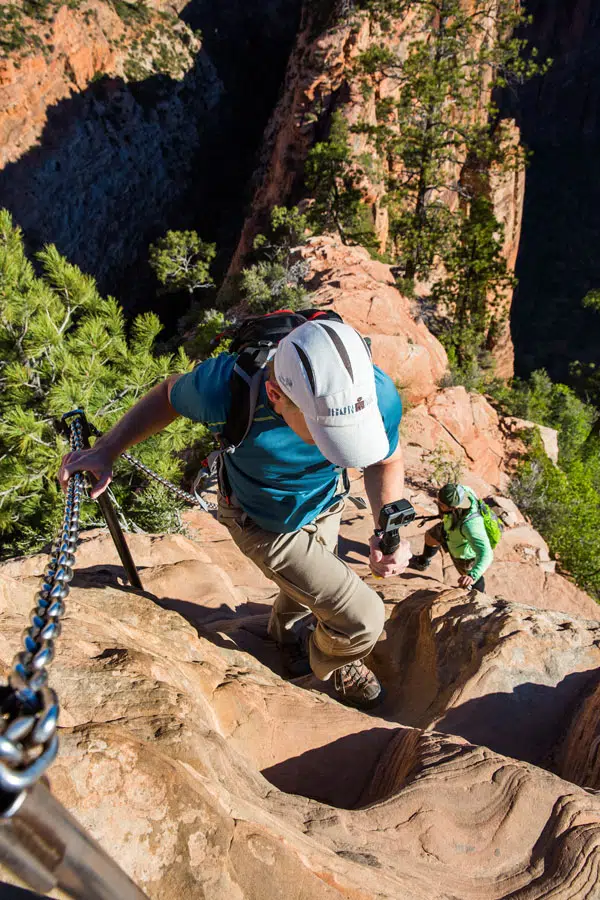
[355, 0, 546, 280]
[0, 210, 209, 557]
[431, 196, 515, 374]
[149, 230, 216, 295]
[305, 112, 379, 250]
[239, 206, 313, 313]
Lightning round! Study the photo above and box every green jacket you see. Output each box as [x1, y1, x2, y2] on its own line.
[443, 488, 494, 582]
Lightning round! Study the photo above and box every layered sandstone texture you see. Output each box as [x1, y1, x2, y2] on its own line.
[1, 355, 599, 897]
[2, 519, 600, 899]
[225, 3, 368, 274]
[0, 0, 200, 167]
[0, 0, 222, 288]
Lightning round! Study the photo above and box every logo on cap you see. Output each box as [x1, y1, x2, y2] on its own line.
[326, 395, 374, 417]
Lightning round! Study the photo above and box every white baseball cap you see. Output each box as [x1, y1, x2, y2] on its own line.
[274, 319, 390, 468]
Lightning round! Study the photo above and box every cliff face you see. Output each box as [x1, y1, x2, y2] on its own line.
[483, 121, 526, 378]
[2, 200, 599, 897]
[227, 1, 525, 377]
[0, 0, 202, 168]
[1, 395, 599, 896]
[0, 1, 222, 297]
[225, 4, 366, 275]
[0, 0, 302, 307]
[505, 0, 600, 380]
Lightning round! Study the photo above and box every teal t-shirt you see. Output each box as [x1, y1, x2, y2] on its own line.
[170, 353, 402, 533]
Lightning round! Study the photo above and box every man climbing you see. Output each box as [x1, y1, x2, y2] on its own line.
[59, 318, 411, 710]
[410, 483, 494, 592]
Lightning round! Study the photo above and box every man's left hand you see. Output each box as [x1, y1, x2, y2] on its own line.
[458, 574, 474, 589]
[369, 535, 411, 578]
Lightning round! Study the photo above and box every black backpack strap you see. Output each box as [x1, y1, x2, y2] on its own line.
[213, 307, 349, 503]
[229, 311, 307, 354]
[219, 345, 274, 450]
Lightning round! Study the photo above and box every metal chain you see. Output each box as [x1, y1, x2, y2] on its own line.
[85, 421, 218, 512]
[0, 418, 85, 793]
[121, 451, 217, 512]
[0, 414, 215, 797]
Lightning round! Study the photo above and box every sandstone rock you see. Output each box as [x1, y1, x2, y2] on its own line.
[3, 539, 600, 899]
[369, 587, 600, 767]
[0, 3, 222, 292]
[486, 119, 526, 379]
[0, 1, 201, 168]
[488, 494, 525, 527]
[336, 490, 600, 620]
[225, 5, 524, 377]
[556, 674, 600, 791]
[403, 386, 513, 491]
[295, 235, 448, 403]
[225, 10, 373, 276]
[503, 416, 560, 465]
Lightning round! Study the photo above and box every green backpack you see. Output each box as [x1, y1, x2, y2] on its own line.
[461, 497, 504, 549]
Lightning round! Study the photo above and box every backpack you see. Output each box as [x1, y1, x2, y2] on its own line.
[200, 307, 367, 505]
[213, 307, 346, 449]
[460, 496, 504, 550]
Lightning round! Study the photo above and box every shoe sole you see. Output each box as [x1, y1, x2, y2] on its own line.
[335, 685, 386, 711]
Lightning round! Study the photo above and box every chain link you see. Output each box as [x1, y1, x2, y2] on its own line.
[0, 418, 85, 793]
[0, 416, 216, 794]
[121, 451, 217, 512]
[85, 422, 218, 513]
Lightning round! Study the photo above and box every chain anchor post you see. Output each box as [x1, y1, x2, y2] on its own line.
[0, 781, 150, 899]
[0, 412, 149, 898]
[60, 411, 142, 590]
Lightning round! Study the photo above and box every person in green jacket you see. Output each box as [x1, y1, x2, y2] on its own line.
[409, 483, 493, 592]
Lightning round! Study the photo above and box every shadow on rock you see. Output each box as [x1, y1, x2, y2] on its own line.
[337, 532, 369, 565]
[0, 62, 221, 314]
[261, 726, 398, 809]
[435, 669, 600, 767]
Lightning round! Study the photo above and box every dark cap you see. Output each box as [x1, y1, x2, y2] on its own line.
[438, 483, 471, 509]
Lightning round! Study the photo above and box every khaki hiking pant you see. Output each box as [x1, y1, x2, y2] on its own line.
[217, 496, 385, 680]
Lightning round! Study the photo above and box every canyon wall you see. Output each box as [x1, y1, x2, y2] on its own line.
[0, 0, 302, 307]
[1, 382, 599, 896]
[226, 1, 525, 377]
[0, 1, 221, 299]
[505, 0, 600, 381]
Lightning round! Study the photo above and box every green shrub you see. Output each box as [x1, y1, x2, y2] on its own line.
[238, 206, 313, 314]
[488, 369, 596, 465]
[184, 309, 232, 361]
[488, 369, 600, 599]
[509, 435, 600, 599]
[240, 260, 310, 314]
[0, 6, 29, 52]
[149, 230, 216, 296]
[305, 111, 379, 251]
[424, 443, 464, 488]
[0, 210, 208, 557]
[111, 0, 150, 25]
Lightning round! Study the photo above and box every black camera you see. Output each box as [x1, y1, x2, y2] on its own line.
[378, 499, 416, 555]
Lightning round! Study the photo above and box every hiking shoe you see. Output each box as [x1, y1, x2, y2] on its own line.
[278, 638, 312, 678]
[409, 554, 431, 571]
[333, 661, 384, 710]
